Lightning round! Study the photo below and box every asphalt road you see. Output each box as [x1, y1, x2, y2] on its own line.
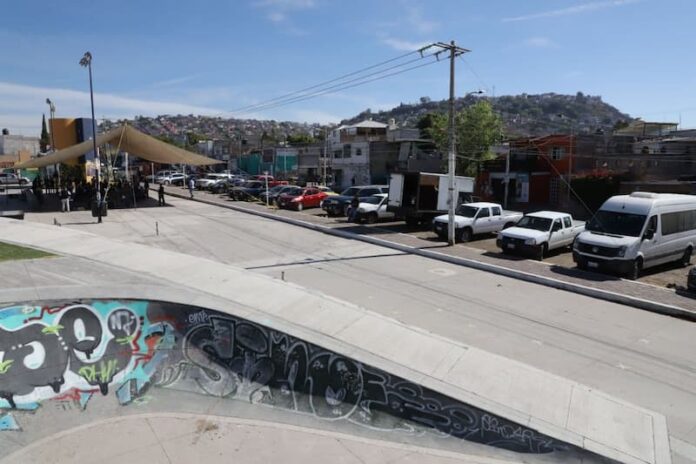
[24, 196, 696, 462]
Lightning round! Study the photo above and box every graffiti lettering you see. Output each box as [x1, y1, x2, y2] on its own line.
[0, 301, 575, 456]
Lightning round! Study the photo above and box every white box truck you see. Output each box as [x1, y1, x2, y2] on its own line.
[387, 172, 474, 226]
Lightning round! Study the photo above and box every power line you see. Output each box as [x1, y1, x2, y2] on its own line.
[234, 55, 443, 116]
[230, 48, 432, 114]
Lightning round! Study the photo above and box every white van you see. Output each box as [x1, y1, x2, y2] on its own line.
[573, 192, 696, 279]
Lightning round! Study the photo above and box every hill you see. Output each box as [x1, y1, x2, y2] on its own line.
[102, 93, 633, 143]
[342, 92, 632, 136]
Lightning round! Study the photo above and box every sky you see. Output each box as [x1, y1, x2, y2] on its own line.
[2, 0, 696, 136]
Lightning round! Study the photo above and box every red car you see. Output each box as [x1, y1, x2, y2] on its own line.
[250, 175, 288, 188]
[277, 187, 328, 211]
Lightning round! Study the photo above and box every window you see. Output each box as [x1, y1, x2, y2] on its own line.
[551, 147, 565, 160]
[552, 220, 562, 232]
[333, 150, 343, 159]
[661, 210, 696, 236]
[491, 207, 502, 216]
[361, 188, 380, 196]
[563, 216, 572, 228]
[343, 144, 351, 158]
[356, 148, 362, 156]
[477, 208, 490, 218]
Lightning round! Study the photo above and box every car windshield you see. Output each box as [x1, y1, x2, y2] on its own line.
[587, 210, 647, 237]
[247, 182, 264, 188]
[516, 216, 553, 231]
[341, 187, 360, 196]
[361, 196, 383, 205]
[455, 205, 478, 217]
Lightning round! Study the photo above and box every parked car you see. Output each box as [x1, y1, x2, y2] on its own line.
[688, 267, 696, 292]
[0, 172, 30, 185]
[262, 184, 299, 205]
[321, 185, 389, 217]
[432, 202, 523, 242]
[277, 187, 328, 211]
[155, 172, 185, 185]
[250, 175, 288, 188]
[195, 173, 231, 190]
[230, 181, 266, 201]
[353, 193, 395, 224]
[497, 211, 585, 260]
[573, 192, 696, 279]
[317, 186, 338, 196]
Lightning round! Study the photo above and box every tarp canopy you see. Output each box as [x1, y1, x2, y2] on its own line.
[14, 124, 223, 169]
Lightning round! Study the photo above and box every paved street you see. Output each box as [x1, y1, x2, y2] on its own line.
[23, 194, 696, 462]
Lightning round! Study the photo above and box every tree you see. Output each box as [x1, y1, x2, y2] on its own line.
[417, 101, 503, 176]
[286, 133, 315, 145]
[40, 114, 50, 152]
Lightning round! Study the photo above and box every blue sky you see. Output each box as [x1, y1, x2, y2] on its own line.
[2, 0, 696, 135]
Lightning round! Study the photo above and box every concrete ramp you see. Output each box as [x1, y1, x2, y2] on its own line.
[2, 299, 585, 461]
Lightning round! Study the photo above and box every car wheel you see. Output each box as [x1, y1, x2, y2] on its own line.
[367, 213, 378, 224]
[296, 202, 303, 212]
[627, 258, 642, 280]
[460, 227, 473, 243]
[681, 247, 693, 267]
[164, 180, 170, 185]
[343, 204, 351, 217]
[536, 243, 548, 261]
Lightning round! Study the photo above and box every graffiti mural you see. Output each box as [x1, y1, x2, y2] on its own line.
[0, 300, 572, 454]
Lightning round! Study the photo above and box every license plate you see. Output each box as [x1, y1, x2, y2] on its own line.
[507, 243, 515, 249]
[587, 261, 598, 268]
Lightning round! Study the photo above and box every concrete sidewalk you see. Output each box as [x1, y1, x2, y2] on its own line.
[0, 218, 673, 464]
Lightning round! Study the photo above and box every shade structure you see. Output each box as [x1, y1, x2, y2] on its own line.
[14, 125, 223, 169]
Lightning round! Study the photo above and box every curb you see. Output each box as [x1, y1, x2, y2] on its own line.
[164, 188, 696, 322]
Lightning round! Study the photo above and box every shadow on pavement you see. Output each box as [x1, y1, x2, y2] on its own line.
[549, 265, 622, 282]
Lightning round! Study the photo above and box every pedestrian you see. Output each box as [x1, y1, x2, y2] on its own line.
[349, 194, 360, 222]
[144, 178, 149, 198]
[158, 184, 165, 206]
[188, 177, 195, 199]
[60, 187, 70, 212]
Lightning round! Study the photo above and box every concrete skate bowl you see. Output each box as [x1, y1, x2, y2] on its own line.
[0, 299, 600, 462]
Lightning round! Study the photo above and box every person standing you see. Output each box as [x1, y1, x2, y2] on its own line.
[349, 194, 360, 222]
[158, 184, 165, 206]
[60, 187, 70, 212]
[188, 177, 195, 199]
[144, 178, 149, 198]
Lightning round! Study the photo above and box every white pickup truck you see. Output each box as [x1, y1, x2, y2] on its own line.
[432, 202, 523, 242]
[353, 194, 395, 224]
[497, 211, 585, 260]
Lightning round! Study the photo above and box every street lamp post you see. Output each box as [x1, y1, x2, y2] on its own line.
[80, 52, 102, 223]
[45, 98, 60, 189]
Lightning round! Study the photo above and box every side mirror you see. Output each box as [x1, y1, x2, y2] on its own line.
[643, 230, 655, 240]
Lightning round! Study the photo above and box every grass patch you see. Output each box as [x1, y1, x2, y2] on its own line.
[0, 242, 54, 262]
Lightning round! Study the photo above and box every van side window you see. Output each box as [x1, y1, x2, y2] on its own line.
[661, 210, 696, 235]
[491, 207, 502, 216]
[477, 208, 490, 218]
[563, 216, 572, 228]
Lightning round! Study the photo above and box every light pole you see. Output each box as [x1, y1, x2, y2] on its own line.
[45, 98, 60, 189]
[80, 51, 102, 223]
[557, 114, 573, 205]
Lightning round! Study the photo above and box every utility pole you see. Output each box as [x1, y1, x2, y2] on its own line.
[503, 148, 510, 209]
[45, 98, 60, 189]
[431, 41, 470, 245]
